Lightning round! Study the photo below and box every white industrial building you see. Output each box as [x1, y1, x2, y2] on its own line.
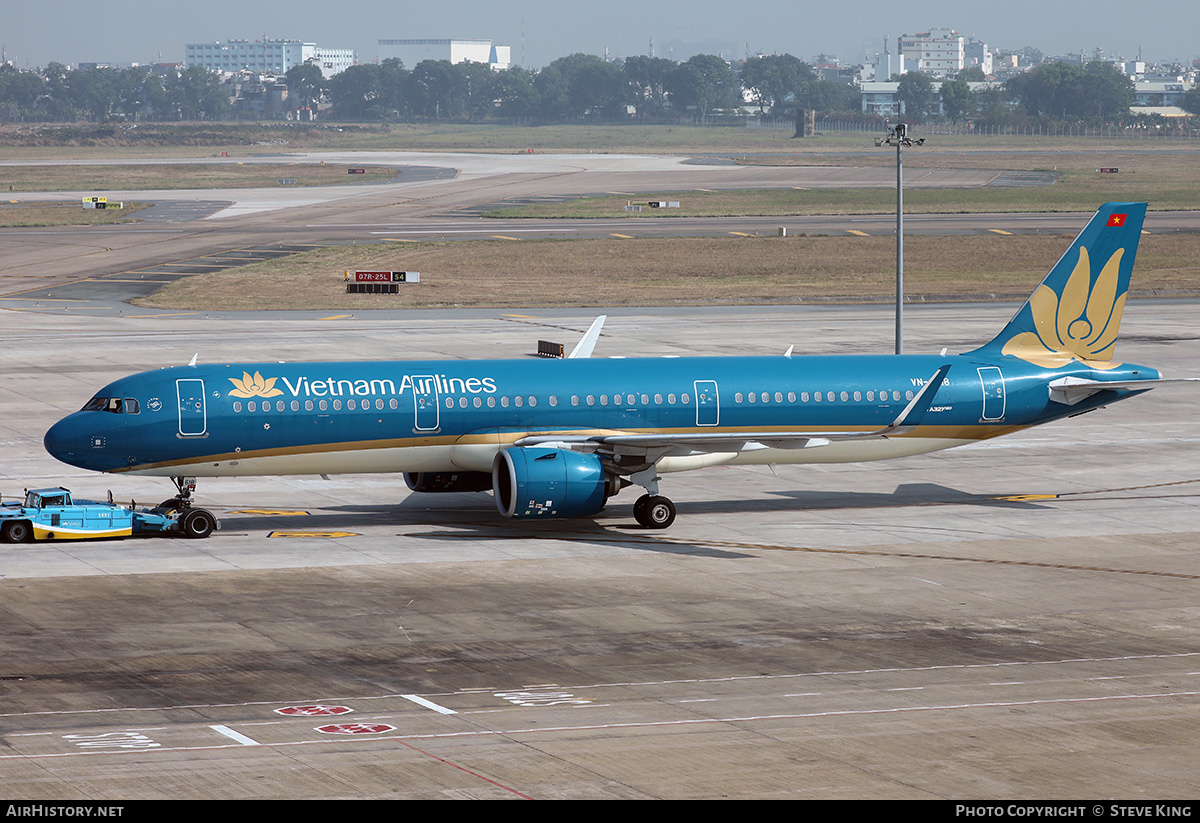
[185, 39, 354, 78]
[376, 39, 511, 70]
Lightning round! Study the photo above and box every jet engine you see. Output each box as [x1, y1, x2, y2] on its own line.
[492, 447, 616, 520]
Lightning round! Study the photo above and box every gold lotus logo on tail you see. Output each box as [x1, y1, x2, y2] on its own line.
[1001, 246, 1126, 370]
[228, 371, 284, 398]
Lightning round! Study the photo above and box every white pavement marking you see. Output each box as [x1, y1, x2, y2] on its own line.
[210, 724, 261, 746]
[402, 694, 458, 715]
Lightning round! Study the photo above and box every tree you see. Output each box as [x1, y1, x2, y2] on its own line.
[956, 65, 987, 82]
[328, 64, 383, 119]
[164, 66, 229, 121]
[939, 78, 976, 122]
[489, 65, 537, 118]
[1181, 84, 1200, 115]
[897, 72, 936, 121]
[740, 54, 809, 114]
[1006, 61, 1132, 120]
[623, 55, 673, 119]
[406, 60, 463, 119]
[285, 62, 325, 111]
[667, 54, 736, 116]
[536, 54, 628, 120]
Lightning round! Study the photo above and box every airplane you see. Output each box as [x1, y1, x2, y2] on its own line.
[43, 202, 1191, 530]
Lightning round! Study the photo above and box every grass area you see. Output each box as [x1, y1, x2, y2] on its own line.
[134, 232, 1200, 312]
[0, 162, 397, 192]
[0, 200, 150, 226]
[485, 147, 1200, 217]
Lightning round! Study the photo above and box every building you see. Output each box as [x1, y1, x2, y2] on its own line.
[860, 80, 1006, 117]
[184, 39, 354, 78]
[898, 28, 965, 78]
[375, 39, 511, 70]
[1132, 80, 1193, 107]
[963, 39, 993, 76]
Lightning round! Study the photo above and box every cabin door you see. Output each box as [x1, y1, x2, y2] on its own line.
[176, 378, 207, 436]
[694, 380, 720, 427]
[977, 367, 1006, 421]
[410, 375, 440, 431]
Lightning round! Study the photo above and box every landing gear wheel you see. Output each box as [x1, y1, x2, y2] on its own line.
[157, 498, 184, 512]
[2, 520, 32, 543]
[180, 509, 217, 539]
[634, 495, 676, 529]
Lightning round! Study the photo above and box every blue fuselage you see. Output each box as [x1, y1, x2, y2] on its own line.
[43, 353, 1155, 478]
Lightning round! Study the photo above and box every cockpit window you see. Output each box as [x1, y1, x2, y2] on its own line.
[124, 398, 140, 415]
[82, 397, 125, 414]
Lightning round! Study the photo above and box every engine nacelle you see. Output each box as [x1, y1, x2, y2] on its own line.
[493, 447, 612, 520]
[404, 471, 493, 493]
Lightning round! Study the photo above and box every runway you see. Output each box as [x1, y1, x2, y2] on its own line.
[0, 151, 1198, 799]
[6, 149, 1200, 304]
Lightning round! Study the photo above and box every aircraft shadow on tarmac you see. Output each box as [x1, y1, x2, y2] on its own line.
[216, 481, 1053, 558]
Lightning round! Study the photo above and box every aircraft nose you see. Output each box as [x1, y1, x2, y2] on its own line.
[44, 413, 105, 471]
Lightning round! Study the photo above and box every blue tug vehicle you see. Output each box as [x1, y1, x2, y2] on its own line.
[0, 486, 218, 542]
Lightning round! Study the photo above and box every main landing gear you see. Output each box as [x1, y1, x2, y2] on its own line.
[625, 464, 676, 529]
[633, 494, 676, 529]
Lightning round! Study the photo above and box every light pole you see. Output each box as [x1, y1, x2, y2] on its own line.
[875, 122, 924, 355]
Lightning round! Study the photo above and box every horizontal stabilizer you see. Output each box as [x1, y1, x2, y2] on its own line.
[1048, 375, 1199, 406]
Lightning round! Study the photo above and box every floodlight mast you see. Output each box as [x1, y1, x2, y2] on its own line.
[874, 122, 925, 355]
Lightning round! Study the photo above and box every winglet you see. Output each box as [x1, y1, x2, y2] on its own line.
[187, 353, 198, 367]
[567, 315, 606, 359]
[887, 365, 952, 431]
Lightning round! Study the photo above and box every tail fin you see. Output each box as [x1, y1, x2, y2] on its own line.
[969, 202, 1146, 369]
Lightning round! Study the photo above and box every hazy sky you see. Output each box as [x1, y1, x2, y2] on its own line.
[7, 1, 1198, 69]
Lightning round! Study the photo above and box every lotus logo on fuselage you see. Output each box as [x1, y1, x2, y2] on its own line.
[228, 371, 285, 398]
